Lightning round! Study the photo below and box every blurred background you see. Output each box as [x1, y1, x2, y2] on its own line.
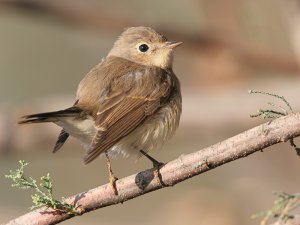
[1, 0, 300, 224]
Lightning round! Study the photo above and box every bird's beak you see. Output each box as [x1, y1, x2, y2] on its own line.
[166, 42, 183, 49]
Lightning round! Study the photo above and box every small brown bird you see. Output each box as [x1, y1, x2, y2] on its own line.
[19, 26, 182, 194]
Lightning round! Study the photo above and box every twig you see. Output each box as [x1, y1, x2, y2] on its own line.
[248, 90, 293, 113]
[253, 192, 300, 225]
[249, 90, 299, 155]
[271, 215, 300, 225]
[4, 113, 300, 225]
[5, 161, 77, 214]
[289, 138, 300, 155]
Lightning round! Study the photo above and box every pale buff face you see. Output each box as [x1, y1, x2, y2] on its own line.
[108, 27, 180, 69]
[133, 41, 174, 69]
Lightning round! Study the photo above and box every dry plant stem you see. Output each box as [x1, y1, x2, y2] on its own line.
[5, 113, 300, 225]
[271, 215, 300, 225]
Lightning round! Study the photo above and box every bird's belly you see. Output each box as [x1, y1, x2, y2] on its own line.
[109, 95, 181, 158]
[56, 117, 96, 148]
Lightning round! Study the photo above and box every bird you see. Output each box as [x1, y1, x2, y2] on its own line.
[19, 26, 182, 195]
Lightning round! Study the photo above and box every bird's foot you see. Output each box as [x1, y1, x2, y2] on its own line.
[140, 150, 165, 186]
[109, 173, 119, 195]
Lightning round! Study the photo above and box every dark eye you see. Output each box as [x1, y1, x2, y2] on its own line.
[138, 44, 149, 52]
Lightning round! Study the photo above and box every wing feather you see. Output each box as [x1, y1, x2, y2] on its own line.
[84, 98, 148, 163]
[82, 58, 173, 164]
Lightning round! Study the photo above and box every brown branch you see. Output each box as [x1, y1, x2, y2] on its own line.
[5, 113, 300, 225]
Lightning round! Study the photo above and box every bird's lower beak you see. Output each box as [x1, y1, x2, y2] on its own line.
[166, 42, 183, 49]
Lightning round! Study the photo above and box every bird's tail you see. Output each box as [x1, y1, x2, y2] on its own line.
[18, 107, 82, 124]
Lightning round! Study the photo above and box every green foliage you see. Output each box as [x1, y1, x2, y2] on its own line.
[252, 192, 300, 225]
[249, 90, 300, 224]
[5, 160, 77, 214]
[249, 90, 300, 155]
[248, 90, 293, 118]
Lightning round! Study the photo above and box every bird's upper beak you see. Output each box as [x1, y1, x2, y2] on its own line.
[165, 41, 183, 49]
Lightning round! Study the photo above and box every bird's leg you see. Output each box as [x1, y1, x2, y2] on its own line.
[105, 151, 118, 195]
[140, 150, 165, 186]
[140, 150, 164, 168]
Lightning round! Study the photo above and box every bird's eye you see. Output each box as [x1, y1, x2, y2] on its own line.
[138, 44, 149, 52]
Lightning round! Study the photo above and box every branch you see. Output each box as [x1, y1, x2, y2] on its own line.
[5, 113, 300, 225]
[272, 215, 300, 225]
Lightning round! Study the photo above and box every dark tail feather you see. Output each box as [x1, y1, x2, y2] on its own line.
[53, 129, 69, 153]
[18, 107, 82, 124]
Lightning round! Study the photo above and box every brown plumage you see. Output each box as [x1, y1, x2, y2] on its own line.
[19, 27, 182, 170]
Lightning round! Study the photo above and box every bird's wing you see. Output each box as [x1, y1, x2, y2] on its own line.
[83, 67, 172, 164]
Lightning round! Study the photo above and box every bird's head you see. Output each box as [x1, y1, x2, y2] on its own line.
[108, 26, 182, 69]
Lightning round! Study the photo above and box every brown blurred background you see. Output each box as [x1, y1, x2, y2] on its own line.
[1, 0, 300, 224]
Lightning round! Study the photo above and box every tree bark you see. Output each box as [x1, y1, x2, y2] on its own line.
[5, 113, 300, 225]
